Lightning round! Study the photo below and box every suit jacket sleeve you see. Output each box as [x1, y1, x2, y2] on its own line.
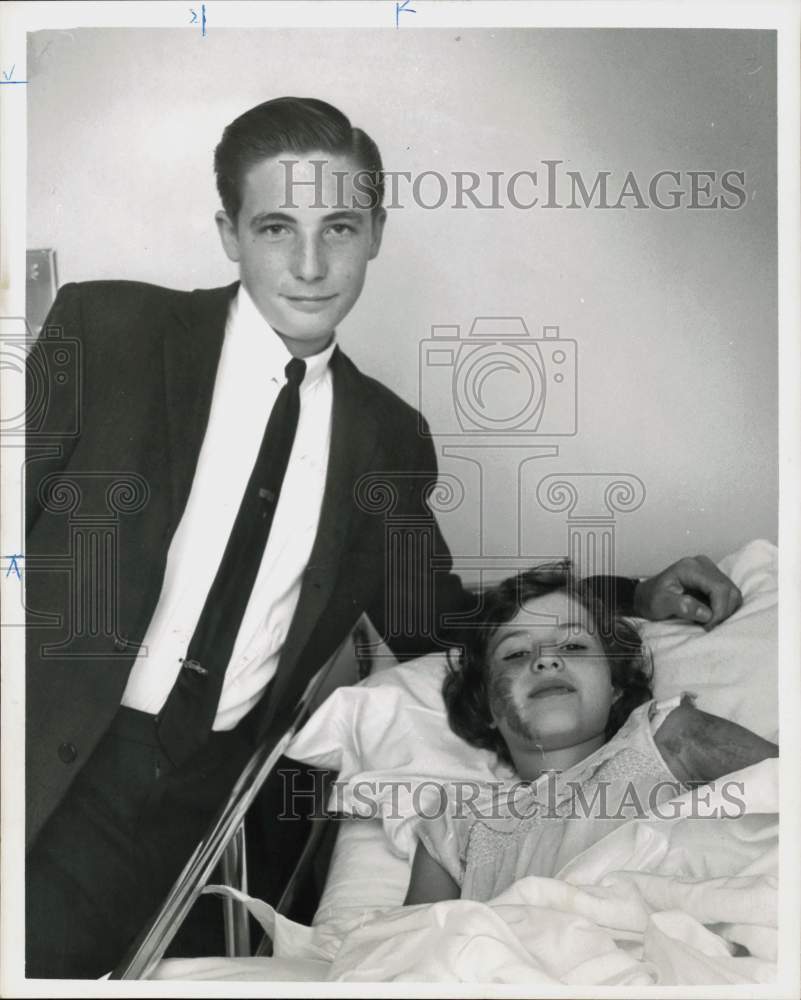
[363, 416, 476, 662]
[26, 283, 84, 535]
[584, 575, 639, 615]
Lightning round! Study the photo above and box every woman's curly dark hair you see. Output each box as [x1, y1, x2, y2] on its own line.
[443, 561, 652, 765]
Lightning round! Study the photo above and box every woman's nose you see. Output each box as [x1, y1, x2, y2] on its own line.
[533, 652, 564, 672]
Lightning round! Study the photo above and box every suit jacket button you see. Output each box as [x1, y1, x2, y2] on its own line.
[58, 742, 78, 764]
[113, 635, 127, 652]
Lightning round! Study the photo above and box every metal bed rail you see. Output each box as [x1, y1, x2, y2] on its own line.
[110, 652, 343, 980]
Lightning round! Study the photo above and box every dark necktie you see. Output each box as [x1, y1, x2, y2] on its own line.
[156, 356, 307, 766]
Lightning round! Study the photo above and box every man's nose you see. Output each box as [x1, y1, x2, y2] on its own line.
[533, 651, 564, 672]
[292, 235, 327, 282]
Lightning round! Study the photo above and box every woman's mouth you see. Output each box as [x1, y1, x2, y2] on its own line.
[528, 683, 576, 700]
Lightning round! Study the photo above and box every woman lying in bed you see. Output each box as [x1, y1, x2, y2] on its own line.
[404, 563, 778, 905]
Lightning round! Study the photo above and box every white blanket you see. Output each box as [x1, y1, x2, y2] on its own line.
[154, 759, 777, 985]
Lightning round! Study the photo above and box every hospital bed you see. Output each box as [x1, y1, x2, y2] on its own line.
[111, 540, 780, 985]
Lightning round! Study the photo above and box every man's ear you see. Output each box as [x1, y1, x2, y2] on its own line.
[368, 207, 387, 260]
[215, 210, 241, 264]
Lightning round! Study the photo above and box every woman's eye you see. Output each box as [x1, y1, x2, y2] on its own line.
[502, 649, 530, 661]
[562, 643, 587, 652]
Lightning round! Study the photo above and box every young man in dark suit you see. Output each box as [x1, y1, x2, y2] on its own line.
[24, 96, 742, 978]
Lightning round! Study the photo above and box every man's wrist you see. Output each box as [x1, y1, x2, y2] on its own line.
[584, 575, 641, 616]
[652, 701, 697, 784]
[631, 578, 646, 617]
[655, 702, 779, 784]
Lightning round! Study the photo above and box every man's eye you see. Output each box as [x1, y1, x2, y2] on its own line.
[258, 224, 289, 236]
[562, 643, 587, 652]
[327, 223, 355, 236]
[502, 649, 530, 661]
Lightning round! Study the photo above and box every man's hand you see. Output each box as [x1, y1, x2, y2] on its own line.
[633, 555, 742, 630]
[654, 699, 777, 784]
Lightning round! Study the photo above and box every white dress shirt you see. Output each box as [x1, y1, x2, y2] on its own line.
[121, 285, 335, 729]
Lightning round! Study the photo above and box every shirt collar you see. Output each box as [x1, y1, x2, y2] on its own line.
[230, 283, 337, 387]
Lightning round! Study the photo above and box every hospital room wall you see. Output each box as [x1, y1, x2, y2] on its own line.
[27, 28, 777, 577]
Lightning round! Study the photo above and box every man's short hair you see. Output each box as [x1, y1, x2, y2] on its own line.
[214, 96, 384, 220]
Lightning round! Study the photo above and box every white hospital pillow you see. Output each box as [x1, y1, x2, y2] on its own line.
[311, 818, 409, 940]
[287, 651, 511, 859]
[645, 539, 777, 742]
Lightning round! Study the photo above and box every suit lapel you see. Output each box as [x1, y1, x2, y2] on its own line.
[161, 283, 238, 527]
[263, 348, 379, 725]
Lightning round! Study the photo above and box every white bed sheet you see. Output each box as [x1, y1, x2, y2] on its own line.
[153, 759, 778, 985]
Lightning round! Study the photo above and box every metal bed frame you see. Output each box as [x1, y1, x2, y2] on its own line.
[110, 631, 364, 980]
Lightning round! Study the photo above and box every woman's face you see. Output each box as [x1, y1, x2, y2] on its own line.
[486, 590, 615, 758]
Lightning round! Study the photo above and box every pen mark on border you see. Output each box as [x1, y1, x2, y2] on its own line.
[1, 65, 27, 85]
[4, 554, 24, 579]
[189, 4, 207, 35]
[395, 0, 416, 28]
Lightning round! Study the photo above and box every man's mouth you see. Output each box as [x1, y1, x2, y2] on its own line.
[284, 294, 337, 302]
[528, 681, 576, 700]
[283, 294, 338, 313]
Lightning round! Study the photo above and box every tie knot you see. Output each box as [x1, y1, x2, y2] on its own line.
[285, 357, 307, 387]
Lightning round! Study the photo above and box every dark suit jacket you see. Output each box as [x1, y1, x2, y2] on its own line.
[25, 280, 471, 847]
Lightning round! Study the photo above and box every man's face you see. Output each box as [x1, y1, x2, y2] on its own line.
[216, 152, 386, 357]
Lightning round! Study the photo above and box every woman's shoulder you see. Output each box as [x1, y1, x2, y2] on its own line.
[586, 695, 692, 795]
[416, 779, 515, 884]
